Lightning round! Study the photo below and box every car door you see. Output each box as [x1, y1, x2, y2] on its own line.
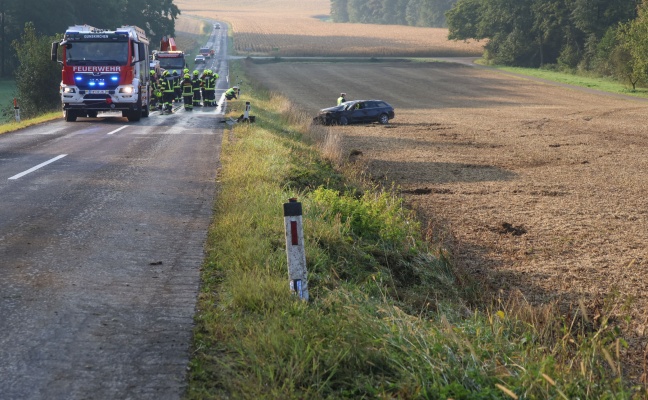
[349, 102, 369, 123]
[362, 101, 380, 122]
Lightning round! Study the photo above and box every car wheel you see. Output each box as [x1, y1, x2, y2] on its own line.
[339, 116, 348, 125]
[87, 111, 98, 118]
[378, 113, 389, 124]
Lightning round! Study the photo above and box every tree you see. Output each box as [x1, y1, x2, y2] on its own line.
[330, 0, 349, 22]
[12, 22, 62, 117]
[447, 0, 538, 66]
[617, 1, 648, 90]
[446, 0, 483, 40]
[122, 0, 180, 43]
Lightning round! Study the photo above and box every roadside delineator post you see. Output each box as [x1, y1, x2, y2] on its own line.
[13, 98, 20, 123]
[244, 101, 251, 120]
[284, 198, 309, 301]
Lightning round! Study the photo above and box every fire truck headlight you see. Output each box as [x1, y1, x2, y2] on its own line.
[63, 87, 76, 94]
[119, 86, 134, 94]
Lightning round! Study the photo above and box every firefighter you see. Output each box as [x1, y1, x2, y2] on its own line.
[192, 70, 203, 107]
[225, 86, 238, 100]
[200, 69, 209, 105]
[149, 70, 160, 110]
[160, 70, 175, 113]
[182, 73, 194, 111]
[203, 69, 216, 106]
[172, 70, 182, 102]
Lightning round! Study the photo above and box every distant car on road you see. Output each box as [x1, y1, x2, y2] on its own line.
[194, 55, 205, 64]
[214, 23, 221, 29]
[313, 100, 395, 125]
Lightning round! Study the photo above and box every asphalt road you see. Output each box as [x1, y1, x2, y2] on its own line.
[0, 23, 228, 400]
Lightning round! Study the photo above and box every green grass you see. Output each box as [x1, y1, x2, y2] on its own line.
[0, 111, 61, 135]
[185, 60, 644, 399]
[478, 61, 648, 99]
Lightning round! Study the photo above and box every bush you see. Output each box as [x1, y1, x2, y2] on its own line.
[12, 23, 62, 118]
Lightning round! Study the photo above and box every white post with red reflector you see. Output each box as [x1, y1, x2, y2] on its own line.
[284, 198, 309, 301]
[13, 98, 20, 122]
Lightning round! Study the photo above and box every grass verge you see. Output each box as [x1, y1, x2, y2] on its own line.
[477, 60, 648, 100]
[0, 111, 61, 135]
[185, 60, 645, 399]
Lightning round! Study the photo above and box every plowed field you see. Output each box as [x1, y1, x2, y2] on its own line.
[245, 59, 648, 379]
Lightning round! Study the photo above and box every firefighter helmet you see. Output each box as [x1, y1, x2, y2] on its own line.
[193, 70, 199, 76]
[184, 73, 190, 79]
[163, 70, 169, 76]
[172, 70, 178, 76]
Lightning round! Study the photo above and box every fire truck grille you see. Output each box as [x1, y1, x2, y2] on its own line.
[83, 94, 111, 100]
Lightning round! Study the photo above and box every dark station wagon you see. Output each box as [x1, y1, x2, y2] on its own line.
[313, 100, 395, 125]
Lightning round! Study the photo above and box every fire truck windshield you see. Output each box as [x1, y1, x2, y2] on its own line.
[65, 42, 129, 66]
[157, 57, 185, 70]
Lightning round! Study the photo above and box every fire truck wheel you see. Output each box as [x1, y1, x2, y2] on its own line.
[64, 109, 77, 122]
[126, 109, 141, 122]
[87, 111, 98, 118]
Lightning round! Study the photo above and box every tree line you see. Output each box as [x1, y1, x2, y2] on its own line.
[329, 0, 458, 27]
[446, 0, 648, 88]
[0, 0, 180, 77]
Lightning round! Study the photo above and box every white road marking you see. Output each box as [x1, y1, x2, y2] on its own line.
[107, 126, 128, 135]
[9, 154, 68, 180]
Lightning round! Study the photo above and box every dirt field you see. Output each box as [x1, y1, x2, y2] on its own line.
[245, 59, 648, 379]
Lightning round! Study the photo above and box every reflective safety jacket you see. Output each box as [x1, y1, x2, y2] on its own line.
[161, 77, 175, 93]
[203, 75, 216, 90]
[182, 78, 193, 95]
[192, 77, 202, 92]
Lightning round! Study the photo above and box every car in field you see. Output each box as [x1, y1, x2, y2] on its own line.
[194, 54, 205, 64]
[313, 100, 395, 125]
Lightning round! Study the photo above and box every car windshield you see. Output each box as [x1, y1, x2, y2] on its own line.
[65, 42, 129, 66]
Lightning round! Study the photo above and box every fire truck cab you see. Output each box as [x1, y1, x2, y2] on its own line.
[51, 25, 151, 122]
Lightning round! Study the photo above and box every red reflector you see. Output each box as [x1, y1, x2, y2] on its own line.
[291, 221, 298, 245]
[106, 97, 112, 104]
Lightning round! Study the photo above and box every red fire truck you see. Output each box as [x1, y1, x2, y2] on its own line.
[153, 36, 186, 73]
[51, 25, 152, 122]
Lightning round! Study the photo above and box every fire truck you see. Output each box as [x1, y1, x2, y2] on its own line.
[152, 36, 186, 73]
[51, 25, 151, 122]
